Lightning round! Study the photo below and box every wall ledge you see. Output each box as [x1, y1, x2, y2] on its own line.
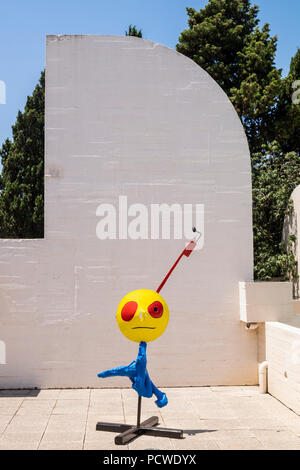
[239, 281, 293, 323]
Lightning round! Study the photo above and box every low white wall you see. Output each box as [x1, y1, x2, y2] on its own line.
[265, 322, 300, 415]
[239, 282, 293, 323]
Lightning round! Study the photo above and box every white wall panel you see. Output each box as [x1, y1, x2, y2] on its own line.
[0, 36, 255, 388]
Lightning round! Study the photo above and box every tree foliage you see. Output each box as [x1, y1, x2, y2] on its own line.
[0, 71, 44, 238]
[176, 0, 281, 153]
[125, 25, 143, 38]
[252, 141, 300, 280]
[177, 0, 300, 284]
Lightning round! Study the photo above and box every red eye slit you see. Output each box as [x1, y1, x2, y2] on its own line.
[121, 301, 138, 322]
[148, 301, 163, 318]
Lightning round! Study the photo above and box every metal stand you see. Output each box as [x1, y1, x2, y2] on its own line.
[96, 396, 183, 445]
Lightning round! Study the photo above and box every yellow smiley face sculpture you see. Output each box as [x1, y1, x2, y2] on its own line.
[116, 289, 169, 343]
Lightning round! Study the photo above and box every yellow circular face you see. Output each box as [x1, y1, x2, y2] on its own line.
[116, 289, 169, 343]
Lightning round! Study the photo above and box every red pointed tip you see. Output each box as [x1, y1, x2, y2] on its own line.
[183, 240, 196, 257]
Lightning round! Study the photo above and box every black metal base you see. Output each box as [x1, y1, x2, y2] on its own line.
[96, 396, 184, 445]
[96, 416, 183, 445]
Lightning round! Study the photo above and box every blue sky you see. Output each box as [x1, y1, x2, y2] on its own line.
[0, 0, 299, 150]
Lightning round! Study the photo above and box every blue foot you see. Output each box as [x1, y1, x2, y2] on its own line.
[155, 393, 168, 408]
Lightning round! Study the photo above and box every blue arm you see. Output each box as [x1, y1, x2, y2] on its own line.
[97, 361, 136, 379]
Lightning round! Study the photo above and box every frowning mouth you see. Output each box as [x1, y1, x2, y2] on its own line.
[131, 327, 156, 330]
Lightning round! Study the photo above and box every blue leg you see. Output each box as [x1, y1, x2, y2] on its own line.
[151, 382, 168, 408]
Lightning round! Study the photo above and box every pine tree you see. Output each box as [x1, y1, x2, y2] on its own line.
[0, 71, 44, 238]
[125, 25, 143, 38]
[176, 0, 281, 153]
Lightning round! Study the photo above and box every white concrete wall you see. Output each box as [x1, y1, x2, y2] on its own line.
[239, 281, 293, 323]
[265, 322, 300, 415]
[0, 35, 256, 388]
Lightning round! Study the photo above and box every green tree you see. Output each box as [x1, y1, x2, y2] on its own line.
[125, 25, 143, 38]
[176, 0, 281, 153]
[177, 1, 300, 283]
[0, 71, 44, 238]
[252, 141, 300, 281]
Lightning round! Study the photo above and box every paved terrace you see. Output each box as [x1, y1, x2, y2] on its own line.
[0, 386, 299, 450]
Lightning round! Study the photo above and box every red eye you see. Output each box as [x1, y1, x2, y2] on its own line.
[148, 301, 163, 318]
[121, 301, 138, 322]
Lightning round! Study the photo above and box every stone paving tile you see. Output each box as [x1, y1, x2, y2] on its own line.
[4, 415, 49, 434]
[172, 437, 220, 450]
[45, 419, 87, 433]
[52, 399, 89, 416]
[39, 440, 83, 450]
[0, 402, 23, 416]
[88, 414, 125, 426]
[41, 430, 85, 442]
[285, 421, 300, 437]
[208, 428, 257, 440]
[0, 397, 24, 403]
[0, 419, 11, 434]
[216, 437, 263, 450]
[0, 415, 11, 426]
[0, 440, 39, 450]
[83, 439, 129, 450]
[252, 429, 300, 450]
[16, 399, 56, 416]
[191, 406, 237, 420]
[193, 418, 245, 431]
[59, 389, 90, 400]
[0, 386, 299, 450]
[237, 416, 288, 430]
[0, 431, 41, 450]
[211, 387, 259, 397]
[89, 404, 124, 416]
[45, 413, 87, 423]
[90, 389, 122, 401]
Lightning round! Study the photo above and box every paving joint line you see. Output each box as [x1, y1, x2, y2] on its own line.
[37, 389, 61, 450]
[82, 389, 91, 450]
[0, 389, 31, 439]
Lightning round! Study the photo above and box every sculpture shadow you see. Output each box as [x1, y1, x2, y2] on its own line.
[183, 429, 217, 436]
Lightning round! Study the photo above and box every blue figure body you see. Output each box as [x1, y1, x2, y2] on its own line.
[98, 342, 168, 408]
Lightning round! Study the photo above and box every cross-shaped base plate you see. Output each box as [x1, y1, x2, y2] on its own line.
[96, 415, 183, 445]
